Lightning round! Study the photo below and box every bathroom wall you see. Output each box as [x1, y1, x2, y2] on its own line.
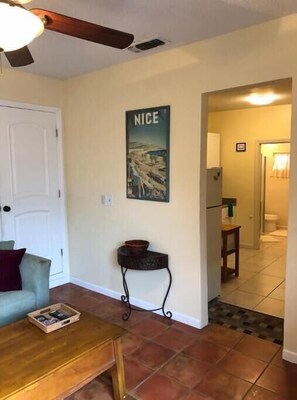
[261, 143, 290, 228]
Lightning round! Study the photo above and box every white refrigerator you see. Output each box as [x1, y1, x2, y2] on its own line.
[206, 167, 222, 301]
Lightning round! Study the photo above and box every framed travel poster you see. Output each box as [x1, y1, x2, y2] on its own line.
[126, 105, 170, 202]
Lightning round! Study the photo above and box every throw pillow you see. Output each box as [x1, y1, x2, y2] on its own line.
[0, 241, 15, 250]
[0, 248, 26, 291]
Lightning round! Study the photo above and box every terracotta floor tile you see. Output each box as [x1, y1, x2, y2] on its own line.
[69, 295, 104, 312]
[149, 312, 175, 326]
[52, 283, 88, 297]
[234, 335, 280, 362]
[256, 364, 297, 398]
[105, 309, 150, 328]
[217, 349, 267, 383]
[129, 341, 175, 370]
[183, 337, 229, 365]
[161, 354, 211, 388]
[199, 323, 243, 348]
[153, 327, 196, 351]
[87, 300, 124, 318]
[244, 386, 286, 400]
[124, 357, 153, 391]
[51, 283, 297, 400]
[66, 377, 114, 400]
[128, 317, 169, 339]
[132, 372, 189, 400]
[121, 332, 147, 355]
[173, 321, 202, 335]
[51, 284, 90, 305]
[196, 368, 252, 400]
[84, 291, 110, 303]
[186, 391, 214, 400]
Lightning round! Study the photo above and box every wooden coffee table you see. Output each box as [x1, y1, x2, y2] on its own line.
[0, 311, 126, 400]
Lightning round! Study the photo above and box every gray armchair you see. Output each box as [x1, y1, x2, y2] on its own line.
[0, 243, 51, 327]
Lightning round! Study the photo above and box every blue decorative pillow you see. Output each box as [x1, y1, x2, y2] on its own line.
[0, 249, 26, 291]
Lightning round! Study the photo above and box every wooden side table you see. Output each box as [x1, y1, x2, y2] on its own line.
[117, 246, 172, 321]
[221, 224, 241, 283]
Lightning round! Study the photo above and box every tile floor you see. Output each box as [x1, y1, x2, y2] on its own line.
[50, 282, 297, 400]
[219, 231, 287, 318]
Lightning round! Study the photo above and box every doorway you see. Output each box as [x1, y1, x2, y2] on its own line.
[205, 78, 292, 320]
[0, 101, 69, 286]
[259, 141, 290, 240]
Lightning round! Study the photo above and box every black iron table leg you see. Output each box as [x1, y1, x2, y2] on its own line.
[120, 266, 132, 320]
[120, 264, 172, 320]
[161, 267, 172, 318]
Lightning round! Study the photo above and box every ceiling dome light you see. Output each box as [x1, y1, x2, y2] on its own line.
[246, 93, 278, 106]
[0, 1, 44, 52]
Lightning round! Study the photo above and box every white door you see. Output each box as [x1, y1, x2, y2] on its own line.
[0, 105, 66, 277]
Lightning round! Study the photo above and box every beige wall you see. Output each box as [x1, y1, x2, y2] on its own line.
[208, 105, 291, 246]
[0, 68, 65, 109]
[262, 142, 290, 228]
[2, 13, 297, 360]
[63, 14, 297, 358]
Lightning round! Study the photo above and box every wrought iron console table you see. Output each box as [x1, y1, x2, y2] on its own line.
[117, 246, 172, 320]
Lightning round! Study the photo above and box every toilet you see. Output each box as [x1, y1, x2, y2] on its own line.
[264, 214, 278, 233]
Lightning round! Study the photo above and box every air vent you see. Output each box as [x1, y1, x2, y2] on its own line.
[128, 38, 169, 53]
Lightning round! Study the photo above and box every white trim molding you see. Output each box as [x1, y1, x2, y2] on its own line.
[70, 276, 204, 329]
[283, 349, 297, 364]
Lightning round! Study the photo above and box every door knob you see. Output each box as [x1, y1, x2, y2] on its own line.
[3, 206, 11, 212]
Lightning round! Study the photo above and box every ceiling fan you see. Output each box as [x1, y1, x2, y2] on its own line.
[0, 0, 134, 67]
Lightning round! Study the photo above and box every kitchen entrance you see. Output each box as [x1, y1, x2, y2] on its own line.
[205, 78, 292, 319]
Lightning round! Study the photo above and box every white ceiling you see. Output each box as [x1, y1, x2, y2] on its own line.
[4, 0, 297, 79]
[208, 79, 292, 112]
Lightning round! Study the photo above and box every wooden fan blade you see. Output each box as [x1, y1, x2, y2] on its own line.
[5, 46, 34, 67]
[30, 8, 134, 49]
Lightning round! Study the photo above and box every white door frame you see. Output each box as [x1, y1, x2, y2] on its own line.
[254, 138, 291, 249]
[0, 99, 69, 287]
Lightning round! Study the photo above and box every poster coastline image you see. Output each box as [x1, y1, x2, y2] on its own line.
[126, 105, 170, 202]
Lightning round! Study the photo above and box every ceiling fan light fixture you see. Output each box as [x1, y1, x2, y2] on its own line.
[0, 1, 44, 52]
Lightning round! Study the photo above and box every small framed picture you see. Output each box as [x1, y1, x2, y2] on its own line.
[236, 142, 246, 152]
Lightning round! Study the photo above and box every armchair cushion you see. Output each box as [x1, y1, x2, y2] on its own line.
[20, 253, 51, 309]
[0, 290, 36, 325]
[0, 246, 51, 327]
[0, 248, 26, 291]
[0, 241, 15, 250]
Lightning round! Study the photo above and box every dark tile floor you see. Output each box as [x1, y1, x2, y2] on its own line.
[50, 284, 297, 400]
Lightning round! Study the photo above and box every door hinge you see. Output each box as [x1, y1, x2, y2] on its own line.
[58, 190, 61, 198]
[60, 248, 63, 257]
[56, 128, 58, 138]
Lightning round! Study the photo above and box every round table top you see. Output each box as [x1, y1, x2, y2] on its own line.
[117, 246, 168, 270]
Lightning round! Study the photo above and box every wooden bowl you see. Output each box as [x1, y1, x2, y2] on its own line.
[125, 240, 149, 255]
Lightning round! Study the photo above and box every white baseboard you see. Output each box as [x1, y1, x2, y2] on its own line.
[70, 276, 204, 329]
[282, 349, 297, 364]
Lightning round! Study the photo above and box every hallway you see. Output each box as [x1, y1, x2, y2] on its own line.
[219, 232, 286, 319]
